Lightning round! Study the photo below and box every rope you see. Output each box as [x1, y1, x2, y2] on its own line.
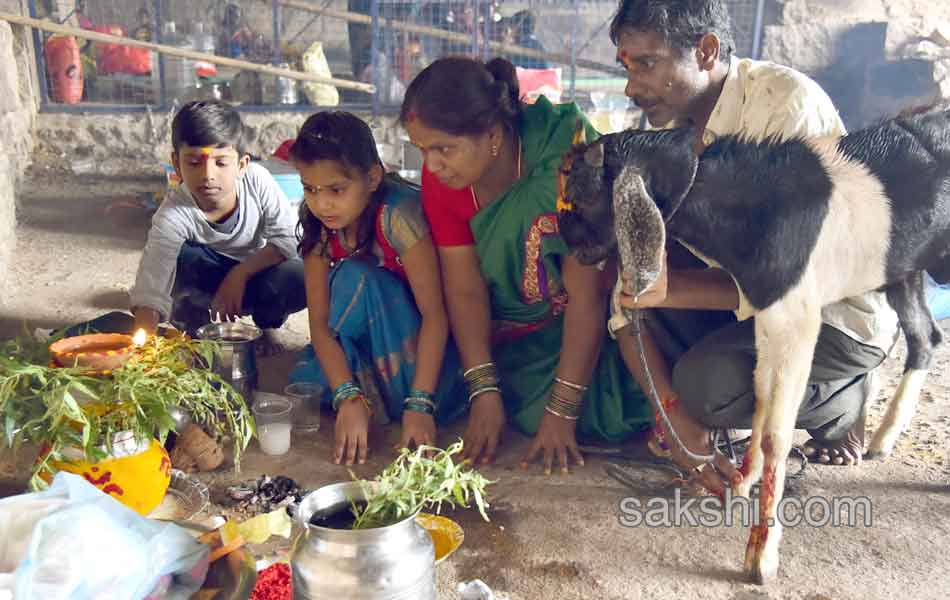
[628, 308, 718, 464]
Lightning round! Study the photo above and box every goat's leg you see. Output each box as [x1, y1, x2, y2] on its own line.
[733, 355, 774, 498]
[744, 305, 822, 584]
[868, 272, 941, 458]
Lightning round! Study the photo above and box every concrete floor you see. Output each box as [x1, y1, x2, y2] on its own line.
[2, 172, 950, 599]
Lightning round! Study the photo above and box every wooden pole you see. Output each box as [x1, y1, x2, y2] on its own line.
[0, 11, 375, 94]
[277, 0, 622, 77]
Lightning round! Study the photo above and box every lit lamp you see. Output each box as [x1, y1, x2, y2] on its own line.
[48, 332, 138, 373]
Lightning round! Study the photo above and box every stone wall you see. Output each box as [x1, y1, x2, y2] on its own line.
[34, 110, 403, 177]
[762, 0, 950, 128]
[0, 1, 39, 299]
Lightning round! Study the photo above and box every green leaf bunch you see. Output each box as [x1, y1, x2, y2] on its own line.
[0, 332, 255, 490]
[350, 440, 492, 530]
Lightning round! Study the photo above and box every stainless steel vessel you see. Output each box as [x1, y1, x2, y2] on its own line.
[195, 322, 261, 405]
[291, 481, 436, 600]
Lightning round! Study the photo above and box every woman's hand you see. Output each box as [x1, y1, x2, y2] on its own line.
[461, 391, 506, 465]
[521, 409, 584, 475]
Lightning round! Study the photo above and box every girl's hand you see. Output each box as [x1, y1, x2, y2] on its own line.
[333, 397, 371, 465]
[399, 411, 437, 451]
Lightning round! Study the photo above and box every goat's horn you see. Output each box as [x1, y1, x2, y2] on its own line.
[556, 165, 572, 213]
[572, 121, 587, 146]
[584, 143, 604, 168]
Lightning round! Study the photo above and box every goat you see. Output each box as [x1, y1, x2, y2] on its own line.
[556, 109, 950, 583]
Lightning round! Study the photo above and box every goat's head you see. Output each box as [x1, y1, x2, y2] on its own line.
[557, 123, 615, 265]
[557, 124, 699, 297]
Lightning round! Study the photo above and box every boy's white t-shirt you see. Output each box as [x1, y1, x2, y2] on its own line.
[130, 162, 298, 320]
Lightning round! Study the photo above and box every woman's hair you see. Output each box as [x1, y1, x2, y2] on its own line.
[399, 56, 522, 137]
[291, 111, 387, 259]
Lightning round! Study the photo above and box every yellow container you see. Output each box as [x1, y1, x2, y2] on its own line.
[49, 435, 171, 516]
[416, 513, 464, 564]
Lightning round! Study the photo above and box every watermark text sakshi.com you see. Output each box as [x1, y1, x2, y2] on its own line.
[618, 489, 872, 528]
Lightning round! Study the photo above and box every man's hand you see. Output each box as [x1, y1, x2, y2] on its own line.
[659, 405, 744, 497]
[521, 409, 584, 475]
[212, 267, 250, 320]
[618, 258, 669, 310]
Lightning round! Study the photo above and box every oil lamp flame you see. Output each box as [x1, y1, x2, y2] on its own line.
[132, 329, 147, 347]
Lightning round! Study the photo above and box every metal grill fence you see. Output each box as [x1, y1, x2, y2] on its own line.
[29, 0, 765, 115]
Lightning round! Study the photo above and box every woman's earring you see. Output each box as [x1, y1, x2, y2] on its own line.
[666, 80, 673, 89]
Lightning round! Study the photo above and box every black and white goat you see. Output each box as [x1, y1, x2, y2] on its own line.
[557, 109, 950, 582]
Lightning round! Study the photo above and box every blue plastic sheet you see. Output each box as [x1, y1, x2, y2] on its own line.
[926, 273, 950, 321]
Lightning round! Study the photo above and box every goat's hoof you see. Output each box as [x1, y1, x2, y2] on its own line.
[864, 448, 891, 460]
[749, 561, 778, 585]
[745, 532, 779, 584]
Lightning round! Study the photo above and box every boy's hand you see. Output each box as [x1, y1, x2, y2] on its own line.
[212, 268, 249, 320]
[132, 307, 161, 335]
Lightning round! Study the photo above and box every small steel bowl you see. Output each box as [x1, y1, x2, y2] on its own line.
[150, 469, 210, 522]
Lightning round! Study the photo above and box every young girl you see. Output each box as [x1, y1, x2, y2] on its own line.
[288, 111, 464, 465]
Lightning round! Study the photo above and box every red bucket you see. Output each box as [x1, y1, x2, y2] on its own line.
[45, 35, 83, 104]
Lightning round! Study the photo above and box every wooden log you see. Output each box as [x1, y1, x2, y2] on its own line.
[0, 11, 375, 94]
[277, 0, 622, 77]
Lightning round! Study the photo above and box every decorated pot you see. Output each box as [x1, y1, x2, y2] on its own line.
[46, 432, 171, 515]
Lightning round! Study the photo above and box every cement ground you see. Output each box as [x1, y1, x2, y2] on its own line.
[2, 172, 949, 600]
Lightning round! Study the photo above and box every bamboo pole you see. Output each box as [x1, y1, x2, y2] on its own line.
[0, 11, 375, 94]
[277, 0, 622, 77]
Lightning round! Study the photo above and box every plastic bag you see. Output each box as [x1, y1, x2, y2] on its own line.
[516, 67, 562, 104]
[926, 271, 950, 321]
[0, 472, 209, 600]
[301, 42, 339, 107]
[93, 25, 153, 76]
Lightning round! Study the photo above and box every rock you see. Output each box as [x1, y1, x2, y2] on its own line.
[762, 21, 865, 73]
[885, 18, 950, 61]
[0, 23, 21, 114]
[777, 0, 888, 24]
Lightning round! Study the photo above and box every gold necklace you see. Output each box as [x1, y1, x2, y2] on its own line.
[471, 136, 522, 211]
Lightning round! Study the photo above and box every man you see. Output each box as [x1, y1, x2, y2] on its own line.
[606, 0, 899, 491]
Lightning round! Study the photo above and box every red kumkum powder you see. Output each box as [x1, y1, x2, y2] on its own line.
[251, 562, 292, 600]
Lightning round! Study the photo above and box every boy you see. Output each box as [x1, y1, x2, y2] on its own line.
[130, 100, 305, 349]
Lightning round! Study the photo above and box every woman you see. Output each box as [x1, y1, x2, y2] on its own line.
[400, 57, 651, 473]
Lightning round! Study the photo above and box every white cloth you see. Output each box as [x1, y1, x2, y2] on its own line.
[610, 56, 899, 352]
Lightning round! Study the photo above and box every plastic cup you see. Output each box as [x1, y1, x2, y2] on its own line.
[284, 382, 324, 434]
[252, 395, 293, 456]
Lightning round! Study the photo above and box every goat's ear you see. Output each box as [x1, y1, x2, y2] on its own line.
[648, 127, 699, 219]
